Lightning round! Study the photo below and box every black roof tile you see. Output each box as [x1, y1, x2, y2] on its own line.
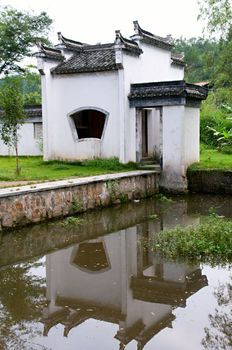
[52, 48, 119, 74]
[129, 80, 208, 100]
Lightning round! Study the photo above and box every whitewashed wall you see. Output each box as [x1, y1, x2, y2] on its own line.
[46, 232, 123, 310]
[123, 43, 184, 85]
[41, 67, 120, 161]
[0, 122, 42, 156]
[160, 105, 187, 191]
[184, 106, 200, 166]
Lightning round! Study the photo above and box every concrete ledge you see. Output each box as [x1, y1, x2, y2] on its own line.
[187, 170, 232, 194]
[0, 170, 159, 230]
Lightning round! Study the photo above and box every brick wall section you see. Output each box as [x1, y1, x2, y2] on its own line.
[0, 171, 159, 230]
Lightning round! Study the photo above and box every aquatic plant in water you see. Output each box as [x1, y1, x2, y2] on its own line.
[153, 216, 232, 264]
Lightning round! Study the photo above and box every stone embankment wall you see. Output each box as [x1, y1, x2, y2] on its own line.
[0, 198, 163, 267]
[0, 171, 159, 230]
[187, 170, 232, 194]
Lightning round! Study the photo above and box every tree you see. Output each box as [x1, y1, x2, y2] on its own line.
[198, 0, 232, 93]
[0, 66, 41, 105]
[21, 67, 41, 105]
[0, 78, 26, 175]
[0, 6, 52, 75]
[0, 261, 47, 349]
[173, 37, 221, 82]
[202, 276, 232, 349]
[198, 0, 232, 37]
[214, 28, 232, 88]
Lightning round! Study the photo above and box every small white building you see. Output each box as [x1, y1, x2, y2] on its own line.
[0, 105, 43, 156]
[36, 21, 207, 192]
[42, 221, 207, 348]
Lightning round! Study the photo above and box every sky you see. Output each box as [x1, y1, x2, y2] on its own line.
[1, 0, 205, 45]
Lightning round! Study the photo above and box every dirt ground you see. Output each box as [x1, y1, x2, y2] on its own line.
[0, 180, 41, 188]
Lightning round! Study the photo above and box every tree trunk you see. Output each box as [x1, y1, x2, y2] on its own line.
[15, 137, 20, 176]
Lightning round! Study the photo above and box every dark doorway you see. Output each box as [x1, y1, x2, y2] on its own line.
[142, 109, 148, 158]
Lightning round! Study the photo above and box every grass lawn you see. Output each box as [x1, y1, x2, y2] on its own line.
[0, 148, 230, 184]
[0, 156, 138, 182]
[189, 148, 232, 170]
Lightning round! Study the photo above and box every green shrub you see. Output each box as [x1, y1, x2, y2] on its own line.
[221, 145, 232, 154]
[200, 91, 232, 148]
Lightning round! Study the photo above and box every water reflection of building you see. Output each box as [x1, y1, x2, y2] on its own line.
[43, 221, 207, 349]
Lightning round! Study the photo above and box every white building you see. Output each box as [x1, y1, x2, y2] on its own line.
[42, 221, 207, 349]
[36, 21, 207, 192]
[0, 105, 43, 156]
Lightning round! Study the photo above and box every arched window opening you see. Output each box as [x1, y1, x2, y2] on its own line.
[71, 242, 111, 273]
[71, 109, 106, 139]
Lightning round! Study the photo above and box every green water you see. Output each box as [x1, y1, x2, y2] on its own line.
[0, 194, 231, 350]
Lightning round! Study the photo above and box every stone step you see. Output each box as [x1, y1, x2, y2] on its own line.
[140, 160, 156, 165]
[138, 164, 161, 172]
[141, 157, 153, 162]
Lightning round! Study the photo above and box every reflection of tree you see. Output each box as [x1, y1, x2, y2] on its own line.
[202, 275, 232, 350]
[0, 260, 48, 350]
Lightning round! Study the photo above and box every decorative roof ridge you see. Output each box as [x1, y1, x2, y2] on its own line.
[171, 52, 184, 60]
[132, 21, 174, 50]
[58, 32, 85, 46]
[171, 52, 185, 66]
[38, 43, 62, 54]
[57, 32, 87, 51]
[35, 43, 65, 61]
[135, 313, 176, 347]
[114, 30, 142, 55]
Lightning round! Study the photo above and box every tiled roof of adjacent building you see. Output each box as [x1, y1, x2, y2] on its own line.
[132, 21, 174, 51]
[24, 104, 42, 118]
[52, 48, 119, 74]
[0, 105, 42, 119]
[193, 81, 210, 87]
